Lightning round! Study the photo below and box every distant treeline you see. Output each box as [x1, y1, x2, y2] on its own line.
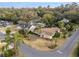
[0, 2, 79, 25]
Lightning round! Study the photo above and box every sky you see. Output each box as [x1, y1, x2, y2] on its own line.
[0, 2, 74, 8]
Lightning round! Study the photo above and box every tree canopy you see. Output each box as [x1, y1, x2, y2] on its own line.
[0, 2, 79, 25]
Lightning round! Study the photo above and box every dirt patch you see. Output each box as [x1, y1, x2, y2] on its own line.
[23, 37, 66, 51]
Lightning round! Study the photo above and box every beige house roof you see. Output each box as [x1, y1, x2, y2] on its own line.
[35, 27, 60, 37]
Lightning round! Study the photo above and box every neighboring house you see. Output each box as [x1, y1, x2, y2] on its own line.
[17, 21, 28, 29]
[34, 27, 60, 39]
[16, 18, 45, 31]
[62, 18, 69, 23]
[0, 21, 13, 27]
[28, 23, 46, 32]
[26, 19, 46, 32]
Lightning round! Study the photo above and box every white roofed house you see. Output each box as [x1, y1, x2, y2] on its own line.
[62, 18, 69, 23]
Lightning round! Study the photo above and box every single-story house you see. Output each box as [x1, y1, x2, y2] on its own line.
[0, 21, 13, 27]
[62, 18, 69, 23]
[34, 27, 61, 39]
[17, 21, 28, 29]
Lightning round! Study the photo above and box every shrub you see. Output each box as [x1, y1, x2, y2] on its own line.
[73, 42, 79, 57]
[48, 44, 57, 49]
[3, 49, 15, 57]
[53, 31, 60, 38]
